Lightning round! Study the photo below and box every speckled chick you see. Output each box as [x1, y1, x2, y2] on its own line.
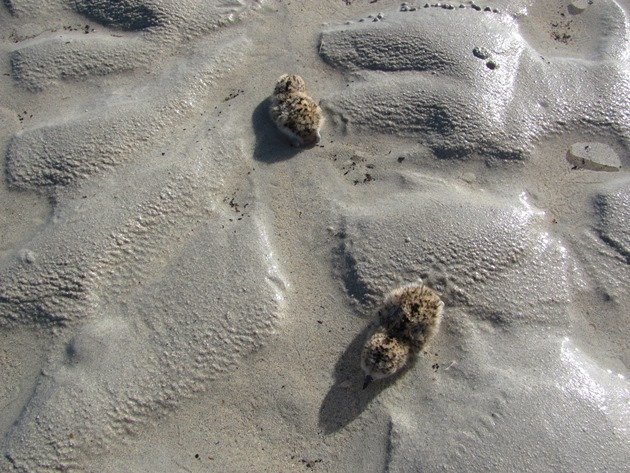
[270, 74, 323, 147]
[273, 73, 306, 95]
[362, 283, 444, 387]
[361, 328, 411, 382]
[378, 283, 444, 351]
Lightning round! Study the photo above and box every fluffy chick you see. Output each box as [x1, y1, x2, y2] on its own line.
[362, 283, 444, 387]
[270, 74, 323, 147]
[378, 283, 444, 351]
[361, 328, 411, 384]
[273, 74, 306, 95]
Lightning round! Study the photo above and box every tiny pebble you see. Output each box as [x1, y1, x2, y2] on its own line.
[569, 0, 590, 12]
[473, 46, 491, 59]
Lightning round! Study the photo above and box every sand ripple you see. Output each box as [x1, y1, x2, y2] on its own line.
[320, 3, 630, 160]
[336, 174, 573, 325]
[1, 3, 286, 471]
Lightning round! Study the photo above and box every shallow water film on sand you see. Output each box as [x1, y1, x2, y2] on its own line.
[0, 1, 628, 471]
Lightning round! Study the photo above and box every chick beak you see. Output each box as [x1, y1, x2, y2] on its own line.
[362, 375, 373, 390]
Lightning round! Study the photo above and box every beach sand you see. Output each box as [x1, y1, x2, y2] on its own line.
[0, 1, 628, 471]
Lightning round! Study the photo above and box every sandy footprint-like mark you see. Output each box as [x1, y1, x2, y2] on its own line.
[319, 0, 629, 160]
[1, 2, 287, 472]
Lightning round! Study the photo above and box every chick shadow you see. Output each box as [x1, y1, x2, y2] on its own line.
[252, 98, 304, 163]
[318, 324, 410, 435]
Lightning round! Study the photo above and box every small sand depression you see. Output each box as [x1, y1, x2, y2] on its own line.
[567, 142, 622, 172]
[72, 0, 166, 31]
[10, 36, 154, 92]
[594, 179, 630, 263]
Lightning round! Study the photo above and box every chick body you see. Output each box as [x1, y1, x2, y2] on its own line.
[270, 74, 323, 147]
[378, 283, 444, 351]
[361, 328, 411, 381]
[361, 283, 444, 385]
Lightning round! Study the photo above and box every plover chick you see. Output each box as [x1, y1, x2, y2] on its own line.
[269, 74, 323, 147]
[273, 73, 306, 95]
[361, 328, 411, 387]
[378, 283, 444, 351]
[362, 283, 444, 388]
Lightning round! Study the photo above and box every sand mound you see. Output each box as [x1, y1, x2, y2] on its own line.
[336, 174, 573, 326]
[72, 0, 164, 30]
[320, 3, 630, 160]
[7, 37, 247, 190]
[10, 35, 151, 91]
[3, 203, 286, 471]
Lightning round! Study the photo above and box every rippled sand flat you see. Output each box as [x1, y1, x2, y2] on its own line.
[1, 1, 628, 472]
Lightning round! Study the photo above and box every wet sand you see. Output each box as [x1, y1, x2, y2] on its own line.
[0, 1, 628, 471]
